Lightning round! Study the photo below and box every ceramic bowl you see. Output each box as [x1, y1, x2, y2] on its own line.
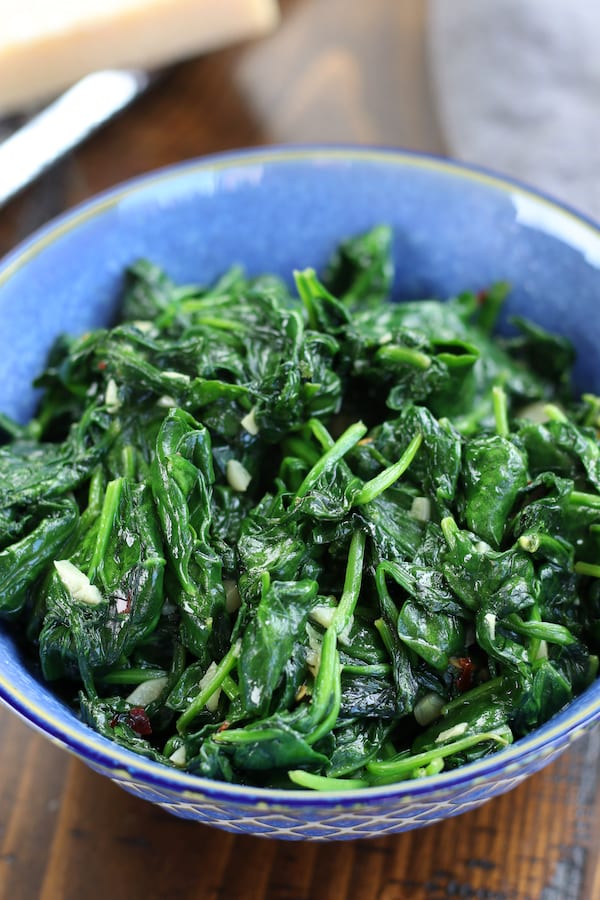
[1, 147, 600, 840]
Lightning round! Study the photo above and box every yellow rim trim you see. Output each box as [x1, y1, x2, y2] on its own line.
[2, 146, 599, 289]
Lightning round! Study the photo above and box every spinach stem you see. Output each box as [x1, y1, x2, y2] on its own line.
[526, 600, 543, 662]
[492, 385, 509, 438]
[294, 268, 322, 331]
[120, 445, 136, 480]
[366, 731, 509, 784]
[185, 316, 246, 332]
[440, 676, 505, 715]
[375, 344, 431, 370]
[440, 515, 459, 548]
[353, 433, 423, 505]
[308, 418, 335, 450]
[177, 641, 241, 733]
[575, 561, 600, 578]
[306, 660, 341, 745]
[582, 393, 600, 428]
[507, 613, 575, 646]
[78, 466, 107, 532]
[288, 770, 368, 791]
[282, 436, 322, 467]
[308, 628, 339, 725]
[341, 662, 393, 676]
[101, 668, 168, 685]
[544, 403, 568, 423]
[375, 563, 403, 627]
[570, 491, 600, 509]
[221, 674, 240, 700]
[305, 532, 369, 746]
[88, 477, 124, 583]
[332, 530, 366, 635]
[374, 618, 395, 654]
[295, 421, 367, 500]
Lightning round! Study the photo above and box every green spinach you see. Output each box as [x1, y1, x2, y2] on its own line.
[1, 225, 598, 791]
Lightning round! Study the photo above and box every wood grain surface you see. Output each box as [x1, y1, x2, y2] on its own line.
[1, 2, 599, 898]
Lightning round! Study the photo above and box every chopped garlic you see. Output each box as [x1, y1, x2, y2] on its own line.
[205, 690, 221, 714]
[518, 534, 540, 553]
[132, 320, 155, 334]
[199, 662, 221, 712]
[309, 605, 336, 629]
[126, 676, 169, 706]
[305, 623, 323, 676]
[169, 746, 187, 767]
[54, 560, 104, 606]
[305, 648, 321, 676]
[483, 612, 497, 640]
[105, 378, 121, 413]
[410, 496, 431, 523]
[224, 579, 241, 613]
[414, 692, 445, 726]
[226, 459, 252, 492]
[337, 617, 354, 647]
[435, 722, 468, 744]
[162, 370, 190, 383]
[156, 395, 177, 408]
[249, 685, 261, 706]
[240, 407, 259, 435]
[516, 401, 551, 424]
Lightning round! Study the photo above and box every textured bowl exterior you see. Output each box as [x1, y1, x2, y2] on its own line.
[1, 146, 600, 839]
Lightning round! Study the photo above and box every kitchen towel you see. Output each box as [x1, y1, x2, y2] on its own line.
[428, 0, 600, 221]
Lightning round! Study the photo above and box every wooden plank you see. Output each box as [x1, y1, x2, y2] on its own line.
[0, 716, 596, 900]
[0, 711, 69, 900]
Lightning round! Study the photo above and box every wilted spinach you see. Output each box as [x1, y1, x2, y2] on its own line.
[1, 225, 599, 791]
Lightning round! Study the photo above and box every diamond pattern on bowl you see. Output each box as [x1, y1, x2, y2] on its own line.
[99, 756, 545, 840]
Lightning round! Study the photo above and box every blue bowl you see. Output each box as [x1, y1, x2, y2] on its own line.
[1, 146, 600, 840]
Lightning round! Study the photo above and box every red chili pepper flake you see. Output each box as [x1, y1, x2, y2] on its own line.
[476, 288, 488, 306]
[217, 721, 231, 733]
[115, 591, 132, 614]
[127, 707, 153, 736]
[97, 360, 107, 371]
[109, 715, 119, 729]
[454, 657, 475, 693]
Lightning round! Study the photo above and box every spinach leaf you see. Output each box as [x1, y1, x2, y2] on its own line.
[2, 226, 598, 791]
[0, 498, 78, 620]
[151, 409, 227, 659]
[460, 435, 528, 546]
[238, 579, 318, 716]
[38, 478, 165, 689]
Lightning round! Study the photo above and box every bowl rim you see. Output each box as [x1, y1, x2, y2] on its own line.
[1, 143, 600, 808]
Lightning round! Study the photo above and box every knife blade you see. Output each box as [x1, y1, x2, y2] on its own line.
[0, 69, 151, 209]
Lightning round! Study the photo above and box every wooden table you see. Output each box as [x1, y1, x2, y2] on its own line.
[1, 2, 599, 897]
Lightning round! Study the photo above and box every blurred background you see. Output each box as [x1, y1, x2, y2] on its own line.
[1, 0, 599, 239]
[2, 0, 597, 256]
[3, 0, 599, 253]
[1, 3, 600, 899]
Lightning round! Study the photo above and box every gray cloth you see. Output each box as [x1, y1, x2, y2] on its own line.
[428, 0, 600, 221]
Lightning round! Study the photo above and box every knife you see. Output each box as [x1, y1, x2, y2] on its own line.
[0, 69, 151, 208]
